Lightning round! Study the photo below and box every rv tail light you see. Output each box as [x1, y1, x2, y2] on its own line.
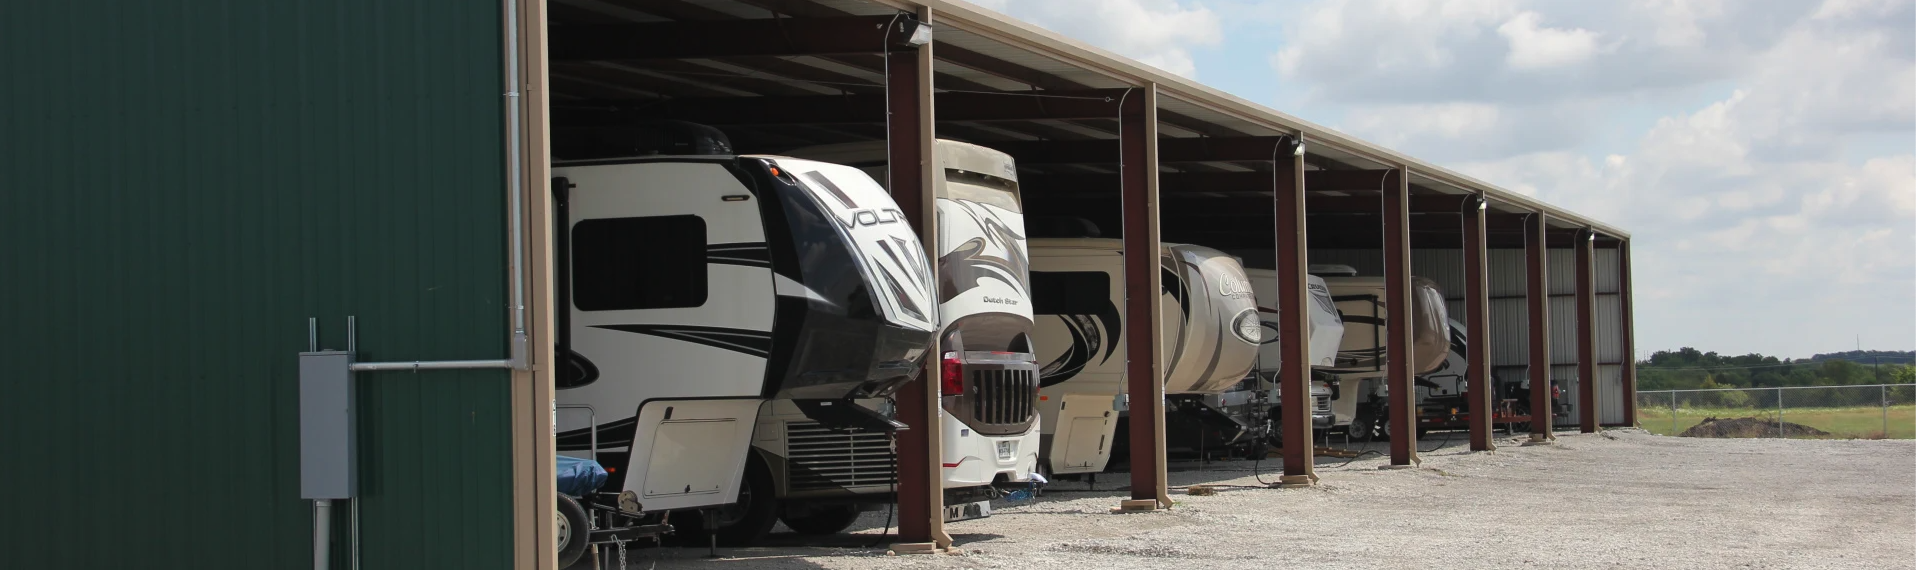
[940, 355, 964, 396]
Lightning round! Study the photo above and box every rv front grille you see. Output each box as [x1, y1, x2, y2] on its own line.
[784, 421, 896, 492]
[970, 368, 1037, 427]
[1314, 395, 1332, 414]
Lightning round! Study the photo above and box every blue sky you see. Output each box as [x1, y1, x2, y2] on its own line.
[968, 0, 1916, 359]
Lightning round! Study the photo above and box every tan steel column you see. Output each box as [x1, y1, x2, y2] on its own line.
[1619, 240, 1638, 425]
[1462, 195, 1494, 452]
[1120, 84, 1170, 510]
[1273, 137, 1315, 484]
[510, 0, 557, 567]
[1525, 214, 1555, 441]
[1576, 229, 1599, 433]
[1381, 170, 1418, 467]
[888, 6, 948, 548]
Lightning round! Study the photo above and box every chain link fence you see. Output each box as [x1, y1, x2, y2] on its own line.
[1635, 384, 1916, 439]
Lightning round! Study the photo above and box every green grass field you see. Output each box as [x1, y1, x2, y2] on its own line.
[1634, 404, 1916, 439]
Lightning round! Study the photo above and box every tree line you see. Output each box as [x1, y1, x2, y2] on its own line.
[1637, 347, 1914, 408]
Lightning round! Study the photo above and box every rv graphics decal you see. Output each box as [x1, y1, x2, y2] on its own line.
[591, 324, 774, 359]
[1037, 305, 1123, 387]
[706, 242, 771, 269]
[938, 200, 1030, 304]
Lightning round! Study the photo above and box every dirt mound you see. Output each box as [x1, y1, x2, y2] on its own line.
[1679, 416, 1831, 438]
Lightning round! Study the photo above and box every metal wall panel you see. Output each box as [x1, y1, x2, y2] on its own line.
[1550, 295, 1580, 366]
[1412, 249, 1466, 298]
[1, 2, 512, 569]
[1600, 365, 1627, 425]
[1597, 295, 1624, 363]
[1487, 249, 1530, 297]
[1596, 248, 1620, 293]
[1490, 298, 1532, 367]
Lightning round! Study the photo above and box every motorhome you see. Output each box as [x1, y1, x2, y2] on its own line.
[1315, 267, 1452, 441]
[752, 140, 1041, 531]
[1028, 238, 1262, 475]
[550, 152, 939, 545]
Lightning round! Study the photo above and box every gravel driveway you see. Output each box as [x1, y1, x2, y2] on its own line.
[613, 429, 1916, 570]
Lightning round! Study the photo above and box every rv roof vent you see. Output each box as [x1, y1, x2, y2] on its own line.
[1027, 216, 1102, 238]
[1308, 264, 1358, 276]
[553, 120, 733, 160]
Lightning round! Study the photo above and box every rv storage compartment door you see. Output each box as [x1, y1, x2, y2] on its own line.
[624, 398, 762, 512]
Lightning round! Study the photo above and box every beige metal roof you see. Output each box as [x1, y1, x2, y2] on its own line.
[869, 0, 1628, 238]
[543, 0, 1626, 246]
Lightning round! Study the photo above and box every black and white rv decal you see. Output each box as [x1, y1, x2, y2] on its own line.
[549, 155, 936, 513]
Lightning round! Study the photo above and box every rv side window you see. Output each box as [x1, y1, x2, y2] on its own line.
[571, 215, 707, 310]
[1031, 271, 1110, 315]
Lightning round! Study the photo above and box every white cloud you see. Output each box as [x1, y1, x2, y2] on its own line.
[1498, 11, 1605, 70]
[959, 0, 1915, 356]
[967, 0, 1223, 78]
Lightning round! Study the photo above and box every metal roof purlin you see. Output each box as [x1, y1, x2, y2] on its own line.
[868, 0, 1628, 238]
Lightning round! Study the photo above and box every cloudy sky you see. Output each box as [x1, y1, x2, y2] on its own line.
[967, 0, 1915, 359]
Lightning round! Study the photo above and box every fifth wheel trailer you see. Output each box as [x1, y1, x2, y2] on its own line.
[754, 140, 1041, 530]
[1315, 269, 1453, 441]
[550, 154, 938, 545]
[1028, 238, 1261, 475]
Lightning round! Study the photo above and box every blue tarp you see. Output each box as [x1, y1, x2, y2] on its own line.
[557, 456, 609, 497]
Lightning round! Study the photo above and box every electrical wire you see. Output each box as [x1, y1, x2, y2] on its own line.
[866, 400, 899, 548]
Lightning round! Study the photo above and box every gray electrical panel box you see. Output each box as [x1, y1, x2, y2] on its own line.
[300, 351, 356, 499]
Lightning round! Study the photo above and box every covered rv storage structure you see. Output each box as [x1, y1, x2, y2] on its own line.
[3, 0, 1635, 568]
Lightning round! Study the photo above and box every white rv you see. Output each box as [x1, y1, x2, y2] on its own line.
[1235, 269, 1347, 432]
[550, 154, 939, 542]
[758, 140, 1041, 530]
[1315, 267, 1452, 441]
[1028, 238, 1262, 475]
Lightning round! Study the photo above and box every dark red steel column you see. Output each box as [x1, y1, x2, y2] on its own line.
[1524, 213, 1554, 440]
[1619, 240, 1638, 425]
[1462, 195, 1494, 451]
[1120, 85, 1169, 508]
[1273, 137, 1314, 483]
[1382, 170, 1418, 466]
[886, 9, 943, 545]
[1577, 229, 1599, 433]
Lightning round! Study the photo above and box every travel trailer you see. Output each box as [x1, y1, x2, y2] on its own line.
[1315, 267, 1452, 441]
[1028, 238, 1262, 475]
[738, 140, 1041, 533]
[550, 151, 939, 546]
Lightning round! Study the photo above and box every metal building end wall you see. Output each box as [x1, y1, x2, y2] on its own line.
[2, 2, 513, 568]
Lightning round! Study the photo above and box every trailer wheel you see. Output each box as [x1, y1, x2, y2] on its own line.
[682, 452, 778, 546]
[779, 505, 861, 536]
[1347, 407, 1380, 443]
[556, 495, 590, 568]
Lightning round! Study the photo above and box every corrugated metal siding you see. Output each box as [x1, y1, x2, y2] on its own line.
[1487, 249, 1529, 297]
[1285, 245, 1631, 424]
[1550, 295, 1580, 365]
[1600, 365, 1627, 425]
[1597, 295, 1624, 363]
[1, 2, 511, 569]
[1490, 298, 1531, 367]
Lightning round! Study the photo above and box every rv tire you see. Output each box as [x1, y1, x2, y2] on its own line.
[556, 494, 590, 568]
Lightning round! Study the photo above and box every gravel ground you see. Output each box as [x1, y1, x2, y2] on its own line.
[615, 430, 1915, 570]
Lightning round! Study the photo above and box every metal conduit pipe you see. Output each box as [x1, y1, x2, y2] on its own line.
[349, 359, 515, 372]
[502, 0, 530, 370]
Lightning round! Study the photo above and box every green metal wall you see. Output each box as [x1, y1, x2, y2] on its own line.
[1, 1, 513, 568]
